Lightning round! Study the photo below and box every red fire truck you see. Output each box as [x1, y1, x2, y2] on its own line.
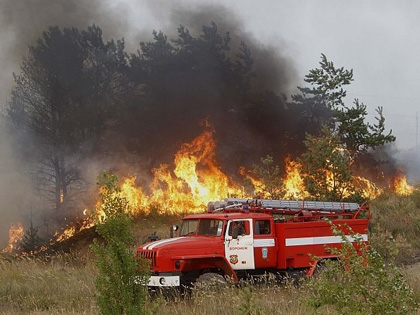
[136, 199, 369, 288]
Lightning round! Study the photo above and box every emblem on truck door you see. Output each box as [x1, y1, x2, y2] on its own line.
[229, 254, 239, 265]
[262, 247, 268, 259]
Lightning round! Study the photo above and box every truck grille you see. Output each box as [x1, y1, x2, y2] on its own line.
[138, 250, 156, 268]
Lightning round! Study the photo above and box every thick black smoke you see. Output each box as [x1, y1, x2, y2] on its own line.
[0, 0, 132, 102]
[169, 4, 296, 94]
[111, 3, 302, 176]
[0, 1, 303, 247]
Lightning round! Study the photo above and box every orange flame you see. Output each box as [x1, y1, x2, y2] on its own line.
[130, 129, 243, 213]
[282, 157, 310, 199]
[54, 226, 76, 243]
[76, 127, 245, 229]
[238, 166, 266, 197]
[353, 176, 382, 199]
[393, 174, 415, 196]
[51, 127, 416, 243]
[281, 157, 382, 200]
[2, 223, 24, 254]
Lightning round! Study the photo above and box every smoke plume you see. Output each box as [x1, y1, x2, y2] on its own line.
[0, 0, 299, 247]
[0, 118, 31, 245]
[169, 3, 297, 94]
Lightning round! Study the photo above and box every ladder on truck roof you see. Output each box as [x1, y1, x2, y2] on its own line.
[207, 198, 368, 220]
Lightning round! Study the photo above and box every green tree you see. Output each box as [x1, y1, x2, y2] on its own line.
[295, 55, 395, 201]
[91, 171, 149, 315]
[248, 155, 283, 199]
[297, 54, 395, 155]
[20, 217, 42, 254]
[300, 127, 359, 201]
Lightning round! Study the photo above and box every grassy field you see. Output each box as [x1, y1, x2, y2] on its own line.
[0, 252, 333, 314]
[0, 253, 97, 314]
[2, 194, 420, 314]
[2, 252, 420, 314]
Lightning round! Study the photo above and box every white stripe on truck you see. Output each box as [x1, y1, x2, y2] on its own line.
[285, 234, 368, 246]
[143, 237, 184, 250]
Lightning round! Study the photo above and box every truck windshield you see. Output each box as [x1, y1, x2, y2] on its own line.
[180, 219, 224, 237]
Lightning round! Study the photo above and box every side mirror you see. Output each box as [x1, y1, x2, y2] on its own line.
[170, 224, 179, 238]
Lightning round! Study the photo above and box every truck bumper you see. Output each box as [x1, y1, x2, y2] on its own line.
[148, 275, 180, 287]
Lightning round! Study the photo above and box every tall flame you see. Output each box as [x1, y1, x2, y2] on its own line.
[2, 223, 24, 254]
[393, 175, 415, 196]
[144, 129, 243, 212]
[97, 128, 244, 218]
[282, 157, 310, 199]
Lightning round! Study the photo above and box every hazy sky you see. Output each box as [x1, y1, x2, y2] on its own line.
[119, 0, 420, 150]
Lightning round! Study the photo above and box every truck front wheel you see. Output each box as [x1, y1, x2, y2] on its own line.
[195, 272, 226, 288]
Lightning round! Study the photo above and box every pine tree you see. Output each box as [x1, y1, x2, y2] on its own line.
[20, 216, 42, 254]
[296, 54, 395, 156]
[248, 155, 283, 199]
[295, 55, 396, 201]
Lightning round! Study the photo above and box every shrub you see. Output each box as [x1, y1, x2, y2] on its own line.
[306, 222, 418, 314]
[91, 171, 150, 315]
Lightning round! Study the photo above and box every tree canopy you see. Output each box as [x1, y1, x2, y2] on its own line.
[7, 25, 127, 217]
[294, 54, 395, 155]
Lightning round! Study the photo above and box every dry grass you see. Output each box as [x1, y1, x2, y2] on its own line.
[0, 214, 184, 314]
[0, 253, 97, 314]
[370, 192, 420, 265]
[0, 252, 334, 315]
[157, 282, 333, 315]
[403, 262, 420, 304]
[1, 251, 419, 315]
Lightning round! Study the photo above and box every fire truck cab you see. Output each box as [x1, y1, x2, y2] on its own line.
[136, 199, 369, 288]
